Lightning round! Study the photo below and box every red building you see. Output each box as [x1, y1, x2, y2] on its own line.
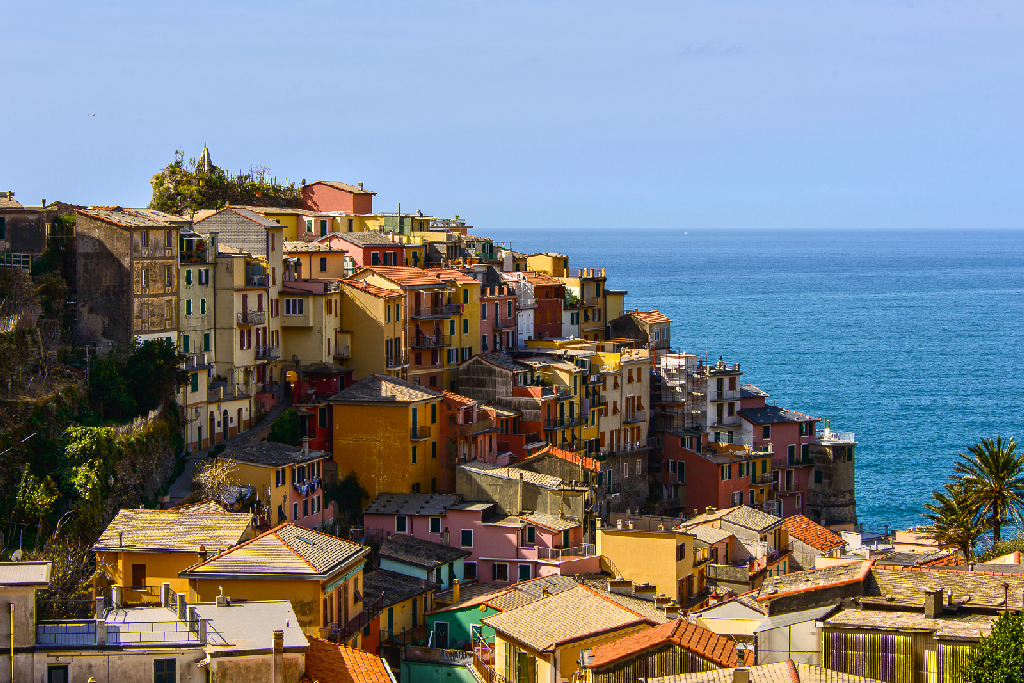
[302, 181, 375, 214]
[292, 362, 354, 452]
[480, 283, 518, 352]
[661, 434, 774, 517]
[527, 273, 565, 339]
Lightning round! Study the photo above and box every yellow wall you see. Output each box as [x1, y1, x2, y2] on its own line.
[98, 550, 204, 597]
[493, 624, 648, 683]
[331, 400, 440, 502]
[526, 254, 569, 277]
[340, 283, 404, 380]
[280, 291, 342, 365]
[190, 577, 324, 635]
[287, 250, 349, 279]
[596, 529, 697, 601]
[383, 592, 433, 638]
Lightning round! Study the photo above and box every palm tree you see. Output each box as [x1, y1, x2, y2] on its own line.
[922, 483, 988, 561]
[953, 436, 1024, 546]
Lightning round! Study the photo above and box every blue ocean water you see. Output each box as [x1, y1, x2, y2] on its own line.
[485, 228, 1024, 532]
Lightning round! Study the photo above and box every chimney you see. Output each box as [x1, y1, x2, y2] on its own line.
[216, 585, 230, 607]
[627, 520, 634, 530]
[705, 506, 716, 515]
[301, 437, 310, 455]
[608, 578, 633, 596]
[634, 584, 657, 601]
[923, 589, 944, 618]
[273, 629, 285, 683]
[733, 668, 751, 683]
[358, 182, 364, 190]
[541, 587, 551, 597]
[452, 579, 460, 604]
[198, 544, 209, 563]
[654, 594, 672, 608]
[664, 602, 680, 619]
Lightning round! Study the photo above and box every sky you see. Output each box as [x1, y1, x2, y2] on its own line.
[3, 0, 1023, 231]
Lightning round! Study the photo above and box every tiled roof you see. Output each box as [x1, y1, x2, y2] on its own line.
[781, 515, 845, 553]
[824, 608, 994, 641]
[525, 272, 563, 286]
[458, 461, 572, 491]
[307, 180, 376, 195]
[473, 352, 532, 373]
[171, 500, 231, 514]
[302, 636, 392, 683]
[590, 588, 670, 625]
[362, 265, 474, 288]
[336, 232, 399, 246]
[485, 575, 580, 612]
[77, 207, 181, 228]
[740, 384, 770, 398]
[362, 569, 437, 609]
[331, 374, 443, 402]
[586, 619, 753, 669]
[421, 268, 479, 284]
[303, 362, 352, 376]
[874, 551, 961, 568]
[0, 194, 23, 209]
[363, 493, 462, 516]
[442, 391, 477, 407]
[342, 279, 402, 299]
[757, 562, 871, 602]
[0, 562, 50, 585]
[431, 583, 508, 612]
[721, 506, 782, 533]
[631, 310, 672, 324]
[483, 585, 649, 651]
[220, 441, 329, 467]
[519, 513, 580, 532]
[532, 445, 601, 473]
[689, 524, 734, 546]
[181, 523, 369, 578]
[864, 567, 1024, 611]
[646, 660, 882, 683]
[379, 534, 472, 568]
[93, 508, 253, 553]
[738, 405, 819, 425]
[283, 240, 348, 253]
[200, 206, 281, 229]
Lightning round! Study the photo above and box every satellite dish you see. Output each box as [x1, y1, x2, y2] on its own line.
[10, 549, 23, 561]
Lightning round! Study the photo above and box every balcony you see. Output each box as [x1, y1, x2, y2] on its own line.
[708, 415, 742, 427]
[545, 416, 583, 430]
[492, 318, 515, 329]
[605, 438, 658, 456]
[255, 345, 280, 360]
[320, 591, 385, 645]
[708, 389, 741, 401]
[411, 304, 463, 318]
[623, 410, 647, 424]
[753, 473, 775, 485]
[237, 310, 266, 326]
[386, 353, 409, 369]
[181, 352, 213, 372]
[518, 297, 537, 309]
[333, 347, 351, 361]
[817, 428, 856, 444]
[411, 425, 432, 440]
[245, 273, 267, 287]
[536, 544, 596, 561]
[411, 334, 451, 349]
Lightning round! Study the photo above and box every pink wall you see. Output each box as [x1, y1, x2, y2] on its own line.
[303, 184, 373, 214]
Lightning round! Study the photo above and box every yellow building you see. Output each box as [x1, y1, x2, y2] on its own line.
[330, 374, 444, 503]
[217, 440, 335, 529]
[179, 523, 370, 641]
[278, 278, 343, 366]
[284, 240, 353, 279]
[483, 585, 653, 683]
[526, 252, 569, 277]
[92, 503, 254, 602]
[363, 569, 438, 649]
[596, 520, 709, 609]
[340, 280, 406, 379]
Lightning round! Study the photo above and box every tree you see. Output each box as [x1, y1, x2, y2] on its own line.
[267, 408, 302, 447]
[193, 459, 239, 503]
[326, 471, 369, 515]
[122, 338, 183, 414]
[953, 436, 1024, 546]
[966, 609, 1024, 683]
[922, 483, 987, 561]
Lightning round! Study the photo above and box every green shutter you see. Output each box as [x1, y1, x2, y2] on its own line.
[190, 373, 199, 392]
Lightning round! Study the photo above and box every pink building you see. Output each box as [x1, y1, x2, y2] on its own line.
[480, 284, 518, 353]
[302, 180, 375, 214]
[324, 231, 421, 269]
[362, 493, 599, 584]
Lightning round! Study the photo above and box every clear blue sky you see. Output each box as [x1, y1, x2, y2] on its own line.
[4, 1, 1022, 231]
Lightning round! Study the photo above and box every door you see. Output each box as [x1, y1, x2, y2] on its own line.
[208, 412, 215, 445]
[387, 607, 394, 638]
[237, 408, 243, 433]
[342, 583, 349, 624]
[47, 666, 69, 683]
[434, 621, 449, 649]
[241, 293, 248, 315]
[412, 407, 418, 430]
[131, 563, 146, 595]
[222, 410, 229, 440]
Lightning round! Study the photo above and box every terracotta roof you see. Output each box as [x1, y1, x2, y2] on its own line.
[483, 585, 650, 651]
[681, 506, 781, 534]
[531, 445, 601, 473]
[757, 562, 871, 602]
[341, 279, 402, 299]
[646, 660, 882, 683]
[93, 508, 253, 554]
[283, 241, 348, 253]
[519, 513, 580, 532]
[361, 265, 474, 288]
[631, 310, 672, 324]
[306, 180, 376, 195]
[525, 272, 563, 286]
[379, 534, 472, 568]
[485, 575, 580, 612]
[422, 268, 479, 284]
[781, 515, 845, 553]
[442, 391, 477, 407]
[458, 461, 576, 491]
[180, 523, 369, 578]
[302, 636, 392, 683]
[590, 588, 670, 625]
[364, 493, 462, 516]
[331, 374, 443, 403]
[473, 352, 532, 373]
[586, 618, 752, 669]
[335, 232, 400, 246]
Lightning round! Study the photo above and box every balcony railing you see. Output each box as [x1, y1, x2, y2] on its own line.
[237, 310, 266, 326]
[255, 345, 279, 360]
[491, 318, 515, 329]
[411, 425, 432, 440]
[386, 353, 409, 369]
[319, 591, 385, 645]
[545, 416, 583, 430]
[411, 304, 463, 318]
[623, 410, 647, 424]
[605, 439, 656, 456]
[536, 543, 595, 561]
[411, 334, 451, 349]
[708, 389, 741, 401]
[245, 274, 267, 287]
[753, 473, 775, 485]
[517, 297, 537, 309]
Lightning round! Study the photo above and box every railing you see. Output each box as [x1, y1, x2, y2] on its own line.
[708, 389, 741, 401]
[255, 345, 279, 360]
[708, 415, 742, 427]
[386, 353, 409, 368]
[536, 543, 595, 560]
[491, 318, 515, 329]
[473, 651, 507, 683]
[606, 482, 622, 494]
[237, 310, 267, 325]
[411, 304, 463, 318]
[818, 429, 856, 443]
[545, 416, 583, 429]
[753, 473, 775, 485]
[605, 440, 652, 456]
[320, 591, 385, 644]
[35, 619, 209, 647]
[518, 297, 537, 308]
[246, 274, 267, 287]
[405, 646, 473, 666]
[333, 348, 351, 360]
[36, 599, 95, 622]
[411, 334, 452, 349]
[411, 425, 432, 440]
[623, 410, 647, 424]
[35, 622, 96, 646]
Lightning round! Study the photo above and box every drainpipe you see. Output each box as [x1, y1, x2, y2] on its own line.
[9, 603, 13, 683]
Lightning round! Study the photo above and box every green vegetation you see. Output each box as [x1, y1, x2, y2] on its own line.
[149, 149, 302, 218]
[966, 610, 1024, 683]
[88, 339, 184, 420]
[923, 436, 1024, 558]
[267, 408, 302, 447]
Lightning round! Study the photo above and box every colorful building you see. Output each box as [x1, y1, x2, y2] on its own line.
[339, 279, 407, 380]
[479, 283, 518, 352]
[526, 273, 565, 340]
[177, 228, 218, 451]
[378, 533, 471, 589]
[302, 180, 376, 215]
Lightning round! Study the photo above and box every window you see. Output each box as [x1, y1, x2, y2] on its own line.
[293, 502, 299, 520]
[731, 491, 743, 506]
[190, 372, 198, 392]
[185, 269, 193, 286]
[763, 425, 771, 438]
[141, 230, 149, 248]
[431, 403, 437, 423]
[306, 219, 313, 233]
[396, 516, 408, 533]
[203, 332, 211, 351]
[200, 298, 207, 315]
[796, 493, 803, 508]
[788, 444, 796, 464]
[47, 665, 69, 683]
[518, 564, 532, 581]
[749, 489, 755, 505]
[303, 499, 309, 516]
[285, 298, 304, 315]
[507, 300, 514, 318]
[276, 468, 285, 486]
[482, 334, 488, 351]
[429, 517, 441, 533]
[431, 441, 437, 459]
[676, 543, 686, 562]
[371, 252, 380, 265]
[678, 461, 685, 483]
[320, 257, 327, 272]
[481, 304, 487, 319]
[319, 219, 328, 236]
[199, 268, 208, 285]
[164, 265, 173, 287]
[460, 529, 473, 547]
[449, 319, 456, 335]
[141, 268, 149, 289]
[318, 407, 327, 428]
[668, 460, 676, 474]
[411, 446, 417, 464]
[464, 561, 477, 579]
[815, 470, 823, 484]
[492, 563, 509, 582]
[526, 526, 536, 544]
[412, 482, 421, 493]
[462, 318, 469, 334]
[186, 299, 193, 315]
[462, 288, 469, 304]
[270, 233, 276, 251]
[802, 443, 810, 460]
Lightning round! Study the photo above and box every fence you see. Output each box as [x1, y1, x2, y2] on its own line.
[536, 544, 595, 560]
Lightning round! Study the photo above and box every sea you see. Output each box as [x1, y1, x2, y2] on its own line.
[484, 227, 1024, 533]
